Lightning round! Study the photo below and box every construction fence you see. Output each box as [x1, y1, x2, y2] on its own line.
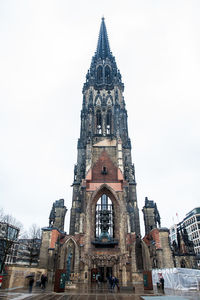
[152, 268, 200, 291]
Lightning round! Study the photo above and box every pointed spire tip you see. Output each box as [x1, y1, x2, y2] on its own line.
[96, 17, 111, 59]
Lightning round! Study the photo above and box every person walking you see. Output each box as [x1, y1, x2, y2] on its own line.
[108, 275, 113, 292]
[96, 273, 101, 288]
[160, 276, 165, 293]
[112, 276, 116, 290]
[41, 274, 47, 290]
[28, 277, 34, 293]
[114, 276, 120, 291]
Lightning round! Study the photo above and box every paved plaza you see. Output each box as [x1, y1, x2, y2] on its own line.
[0, 283, 199, 300]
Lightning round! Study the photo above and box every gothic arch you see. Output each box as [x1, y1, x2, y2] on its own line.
[141, 240, 151, 270]
[134, 239, 152, 271]
[104, 65, 112, 84]
[95, 95, 102, 106]
[106, 109, 112, 134]
[89, 90, 93, 104]
[89, 184, 122, 241]
[59, 237, 80, 273]
[96, 65, 103, 83]
[135, 238, 143, 271]
[95, 109, 102, 134]
[90, 184, 120, 207]
[106, 95, 113, 106]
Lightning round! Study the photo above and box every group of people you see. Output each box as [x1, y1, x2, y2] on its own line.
[28, 273, 48, 293]
[96, 273, 119, 291]
[28, 272, 164, 294]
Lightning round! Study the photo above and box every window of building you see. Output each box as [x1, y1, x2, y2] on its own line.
[95, 194, 114, 239]
[106, 110, 112, 134]
[105, 65, 111, 84]
[96, 110, 102, 134]
[97, 66, 103, 83]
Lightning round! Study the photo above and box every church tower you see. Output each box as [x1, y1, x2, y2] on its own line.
[39, 19, 183, 288]
[70, 18, 140, 236]
[66, 18, 142, 283]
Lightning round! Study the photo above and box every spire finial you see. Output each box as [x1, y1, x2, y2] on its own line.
[96, 17, 111, 59]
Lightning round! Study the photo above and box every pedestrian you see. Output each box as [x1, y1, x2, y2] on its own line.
[160, 276, 164, 292]
[96, 273, 100, 288]
[112, 276, 115, 290]
[114, 276, 120, 291]
[41, 274, 47, 290]
[28, 277, 34, 293]
[108, 275, 113, 292]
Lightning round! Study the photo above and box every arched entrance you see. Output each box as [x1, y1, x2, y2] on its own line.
[88, 185, 122, 282]
[90, 255, 118, 282]
[59, 237, 80, 275]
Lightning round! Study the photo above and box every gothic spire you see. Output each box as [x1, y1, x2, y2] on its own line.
[83, 18, 124, 93]
[96, 18, 111, 59]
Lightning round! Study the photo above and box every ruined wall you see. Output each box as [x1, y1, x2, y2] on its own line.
[143, 228, 174, 269]
[2, 266, 46, 290]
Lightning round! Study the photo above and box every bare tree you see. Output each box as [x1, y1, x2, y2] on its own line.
[0, 208, 21, 273]
[0, 208, 23, 230]
[27, 224, 41, 266]
[29, 224, 41, 240]
[0, 208, 4, 221]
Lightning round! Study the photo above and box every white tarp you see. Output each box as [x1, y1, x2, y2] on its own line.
[152, 268, 200, 291]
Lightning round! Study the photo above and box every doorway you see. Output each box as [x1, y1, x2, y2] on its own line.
[106, 267, 112, 279]
[91, 267, 113, 282]
[99, 267, 104, 282]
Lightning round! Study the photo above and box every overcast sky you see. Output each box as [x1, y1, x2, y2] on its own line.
[0, 0, 200, 235]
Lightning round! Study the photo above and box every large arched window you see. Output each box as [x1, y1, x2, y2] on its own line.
[106, 110, 112, 134]
[95, 194, 114, 239]
[65, 239, 75, 277]
[105, 65, 111, 84]
[97, 66, 103, 83]
[96, 110, 102, 134]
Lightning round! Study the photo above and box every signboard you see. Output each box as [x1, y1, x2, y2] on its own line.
[60, 273, 66, 289]
[143, 271, 153, 290]
[54, 269, 66, 293]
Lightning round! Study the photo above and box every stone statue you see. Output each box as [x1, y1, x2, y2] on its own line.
[74, 164, 77, 182]
[154, 204, 161, 227]
[49, 204, 55, 227]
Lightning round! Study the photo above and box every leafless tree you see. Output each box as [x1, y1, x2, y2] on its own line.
[0, 208, 21, 273]
[0, 208, 23, 230]
[27, 224, 41, 266]
[29, 224, 41, 240]
[0, 208, 4, 221]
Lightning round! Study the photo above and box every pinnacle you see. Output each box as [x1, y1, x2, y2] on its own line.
[96, 18, 111, 59]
